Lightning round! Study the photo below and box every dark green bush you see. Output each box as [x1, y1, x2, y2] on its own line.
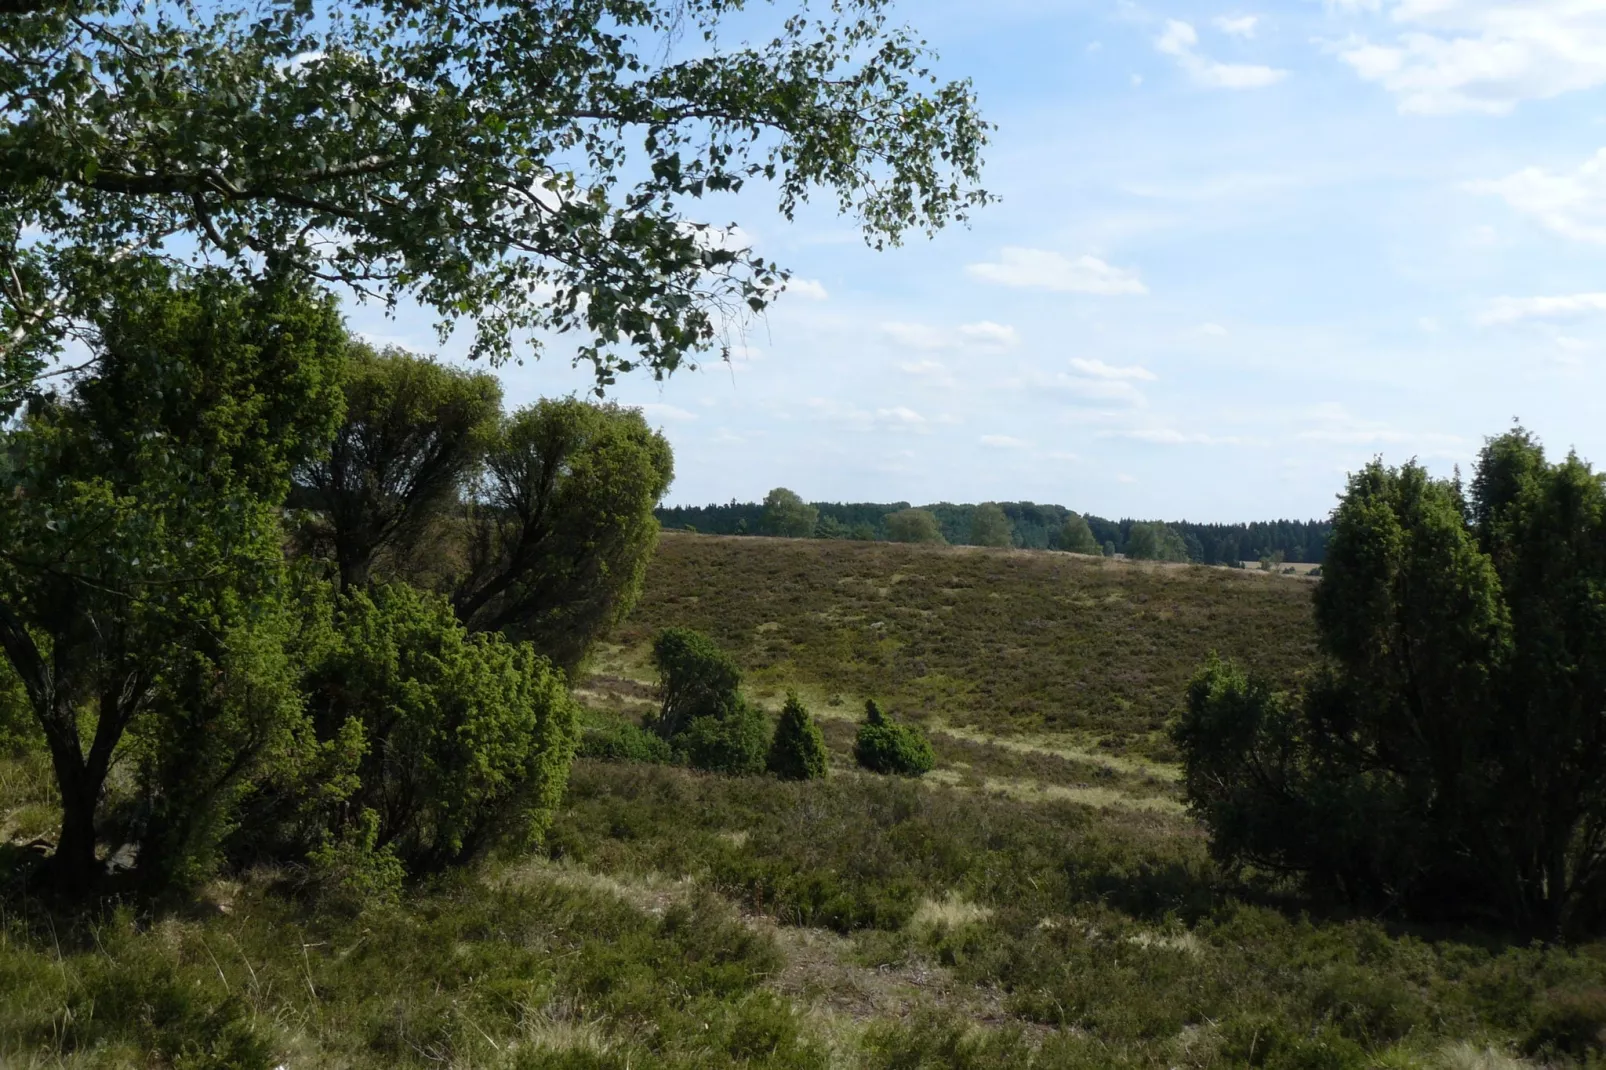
[854, 700, 934, 777]
[580, 720, 676, 764]
[650, 626, 743, 739]
[767, 692, 828, 780]
[677, 699, 769, 776]
[1173, 431, 1606, 936]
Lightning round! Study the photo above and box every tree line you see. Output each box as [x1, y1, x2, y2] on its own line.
[658, 495, 1332, 564]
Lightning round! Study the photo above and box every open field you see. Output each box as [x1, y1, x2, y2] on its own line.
[2, 533, 1602, 1068]
[591, 532, 1320, 762]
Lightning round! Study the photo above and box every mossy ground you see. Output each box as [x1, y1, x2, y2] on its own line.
[0, 536, 1599, 1068]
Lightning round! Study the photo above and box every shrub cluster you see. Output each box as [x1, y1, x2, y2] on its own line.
[648, 627, 768, 774]
[853, 699, 934, 777]
[1174, 429, 1606, 937]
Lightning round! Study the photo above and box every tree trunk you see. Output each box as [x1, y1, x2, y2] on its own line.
[50, 762, 103, 893]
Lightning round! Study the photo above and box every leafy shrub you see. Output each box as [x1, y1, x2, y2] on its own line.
[1523, 989, 1606, 1059]
[677, 699, 769, 776]
[580, 720, 676, 764]
[767, 692, 828, 780]
[855, 700, 934, 777]
[304, 807, 406, 912]
[301, 582, 579, 871]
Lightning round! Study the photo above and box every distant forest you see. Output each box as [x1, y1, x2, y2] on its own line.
[656, 500, 1332, 564]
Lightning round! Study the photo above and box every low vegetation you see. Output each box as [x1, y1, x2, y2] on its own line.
[603, 530, 1319, 751]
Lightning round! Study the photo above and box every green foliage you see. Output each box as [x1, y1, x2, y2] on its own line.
[650, 627, 744, 740]
[885, 508, 946, 544]
[297, 345, 502, 590]
[301, 583, 579, 872]
[1, 0, 991, 394]
[761, 488, 819, 538]
[0, 266, 346, 888]
[968, 502, 1014, 548]
[1522, 989, 1606, 1059]
[855, 705, 935, 777]
[1174, 429, 1606, 936]
[452, 398, 674, 674]
[676, 698, 771, 777]
[647, 628, 766, 775]
[1125, 522, 1189, 562]
[579, 720, 676, 765]
[304, 807, 406, 913]
[1058, 511, 1101, 554]
[767, 693, 829, 781]
[813, 514, 850, 539]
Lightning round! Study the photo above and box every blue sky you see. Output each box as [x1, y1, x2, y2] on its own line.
[346, 0, 1606, 523]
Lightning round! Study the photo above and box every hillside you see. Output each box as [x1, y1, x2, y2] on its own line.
[590, 532, 1319, 755]
[5, 533, 1598, 1069]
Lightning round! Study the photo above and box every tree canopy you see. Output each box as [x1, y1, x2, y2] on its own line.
[1057, 512, 1100, 555]
[0, 267, 347, 887]
[1173, 428, 1606, 937]
[968, 502, 1013, 548]
[454, 398, 674, 673]
[297, 346, 502, 591]
[1, 0, 992, 400]
[760, 487, 818, 538]
[885, 507, 944, 545]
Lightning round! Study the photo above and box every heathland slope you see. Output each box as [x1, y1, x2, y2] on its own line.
[595, 533, 1318, 749]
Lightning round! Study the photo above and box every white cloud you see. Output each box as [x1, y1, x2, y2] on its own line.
[876, 406, 927, 428]
[638, 403, 700, 423]
[1478, 293, 1606, 325]
[1047, 375, 1148, 406]
[805, 398, 932, 433]
[1334, 2, 1606, 115]
[967, 247, 1148, 295]
[786, 278, 830, 300]
[1214, 15, 1258, 38]
[1157, 19, 1287, 89]
[1117, 473, 1138, 484]
[1047, 450, 1081, 462]
[1069, 357, 1158, 381]
[898, 359, 957, 388]
[881, 320, 1020, 351]
[1469, 149, 1606, 243]
[1197, 322, 1230, 337]
[980, 434, 1028, 449]
[1105, 428, 1246, 445]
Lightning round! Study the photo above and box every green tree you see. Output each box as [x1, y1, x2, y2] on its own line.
[1, 0, 991, 399]
[649, 628, 744, 741]
[1058, 512, 1100, 554]
[297, 347, 502, 591]
[767, 692, 829, 781]
[0, 267, 346, 888]
[452, 399, 674, 674]
[299, 583, 578, 872]
[761, 488, 819, 538]
[1126, 522, 1188, 562]
[814, 515, 850, 540]
[885, 508, 945, 545]
[1173, 430, 1606, 936]
[968, 503, 1013, 548]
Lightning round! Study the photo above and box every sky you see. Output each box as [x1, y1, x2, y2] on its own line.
[344, 0, 1606, 523]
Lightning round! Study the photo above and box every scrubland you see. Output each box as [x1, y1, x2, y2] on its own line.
[2, 534, 1603, 1069]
